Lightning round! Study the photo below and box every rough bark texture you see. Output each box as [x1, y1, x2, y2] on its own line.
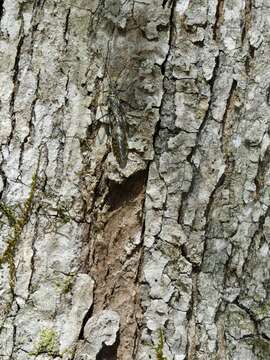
[0, 0, 270, 359]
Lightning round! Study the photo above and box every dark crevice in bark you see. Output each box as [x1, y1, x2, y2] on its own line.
[261, 333, 270, 342]
[106, 170, 147, 211]
[180, 243, 201, 270]
[0, 162, 7, 200]
[8, 33, 25, 146]
[208, 51, 221, 89]
[26, 207, 41, 298]
[240, 230, 261, 277]
[213, 0, 225, 41]
[249, 44, 255, 58]
[180, 243, 189, 264]
[178, 54, 220, 226]
[233, 298, 261, 335]
[222, 79, 237, 122]
[64, 73, 70, 106]
[177, 158, 198, 226]
[132, 252, 146, 356]
[245, 42, 255, 77]
[131, 164, 150, 356]
[10, 325, 17, 360]
[199, 170, 227, 270]
[19, 71, 40, 170]
[148, 0, 177, 294]
[254, 145, 270, 198]
[241, 0, 252, 44]
[160, 0, 176, 75]
[241, 207, 270, 276]
[78, 303, 94, 340]
[221, 79, 237, 159]
[29, 7, 41, 61]
[222, 236, 236, 289]
[266, 85, 270, 106]
[214, 301, 227, 324]
[38, 143, 49, 194]
[185, 271, 198, 360]
[244, 54, 251, 75]
[34, 0, 46, 9]
[84, 154, 108, 217]
[96, 331, 120, 360]
[80, 165, 107, 273]
[153, 103, 163, 153]
[162, 0, 172, 8]
[64, 8, 70, 47]
[0, 0, 4, 22]
[153, 0, 176, 164]
[132, 325, 142, 359]
[162, 0, 168, 8]
[84, 166, 145, 355]
[198, 75, 237, 271]
[153, 0, 176, 152]
[86, 0, 105, 43]
[29, 0, 48, 61]
[186, 52, 220, 165]
[29, 22, 39, 61]
[228, 207, 270, 343]
[192, 39, 205, 47]
[54, 140, 65, 189]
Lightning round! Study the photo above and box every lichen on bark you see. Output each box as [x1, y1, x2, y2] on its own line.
[0, 0, 270, 359]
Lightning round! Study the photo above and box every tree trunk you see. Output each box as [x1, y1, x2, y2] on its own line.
[0, 0, 270, 359]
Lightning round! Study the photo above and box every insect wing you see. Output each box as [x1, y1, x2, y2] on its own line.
[109, 96, 128, 168]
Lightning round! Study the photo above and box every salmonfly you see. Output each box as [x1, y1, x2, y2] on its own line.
[107, 85, 128, 168]
[95, 38, 131, 168]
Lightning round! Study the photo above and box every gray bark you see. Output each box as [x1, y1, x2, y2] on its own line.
[0, 0, 270, 359]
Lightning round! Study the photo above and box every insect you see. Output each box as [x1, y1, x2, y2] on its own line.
[92, 39, 132, 168]
[107, 84, 128, 168]
[97, 50, 130, 168]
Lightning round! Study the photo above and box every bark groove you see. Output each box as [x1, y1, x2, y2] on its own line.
[0, 0, 270, 359]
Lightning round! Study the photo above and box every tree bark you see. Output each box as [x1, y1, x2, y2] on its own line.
[0, 0, 270, 359]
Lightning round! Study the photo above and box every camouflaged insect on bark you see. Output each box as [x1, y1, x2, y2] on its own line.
[108, 87, 128, 168]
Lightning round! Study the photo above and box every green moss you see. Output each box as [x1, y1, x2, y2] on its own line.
[55, 273, 76, 294]
[154, 329, 168, 360]
[63, 274, 75, 294]
[60, 344, 77, 358]
[54, 202, 71, 224]
[0, 171, 38, 289]
[246, 337, 270, 358]
[253, 299, 270, 318]
[41, 199, 72, 229]
[31, 328, 59, 356]
[0, 202, 16, 226]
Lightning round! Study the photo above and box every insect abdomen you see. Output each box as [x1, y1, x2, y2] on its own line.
[108, 94, 128, 168]
[111, 120, 128, 168]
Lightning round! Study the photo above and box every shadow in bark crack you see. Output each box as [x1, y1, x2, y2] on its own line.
[0, 0, 4, 21]
[78, 304, 94, 340]
[96, 332, 120, 360]
[106, 170, 147, 211]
